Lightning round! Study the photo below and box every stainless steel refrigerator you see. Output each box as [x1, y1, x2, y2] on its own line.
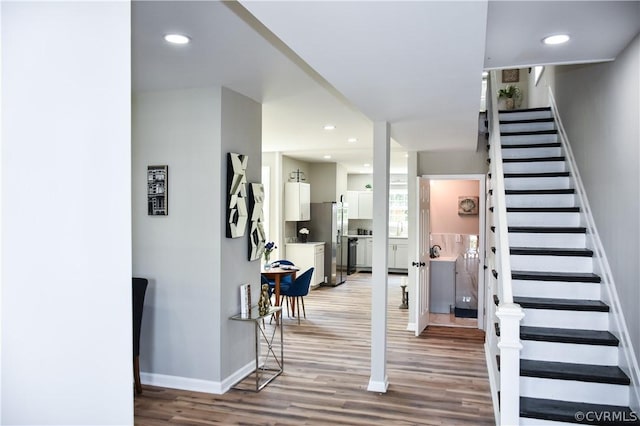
[299, 202, 348, 286]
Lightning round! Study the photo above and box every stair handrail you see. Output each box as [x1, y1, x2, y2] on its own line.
[549, 88, 640, 412]
[487, 71, 524, 426]
[488, 72, 514, 305]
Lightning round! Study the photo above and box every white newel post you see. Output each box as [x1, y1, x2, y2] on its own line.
[496, 303, 525, 426]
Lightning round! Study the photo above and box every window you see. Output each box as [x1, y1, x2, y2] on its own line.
[389, 186, 408, 237]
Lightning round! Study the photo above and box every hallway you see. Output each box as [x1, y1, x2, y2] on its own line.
[135, 273, 494, 425]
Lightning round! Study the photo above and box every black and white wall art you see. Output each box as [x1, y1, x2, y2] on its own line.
[226, 153, 248, 238]
[148, 165, 168, 216]
[248, 183, 266, 261]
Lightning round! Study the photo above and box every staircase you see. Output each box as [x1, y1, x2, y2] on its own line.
[493, 107, 640, 425]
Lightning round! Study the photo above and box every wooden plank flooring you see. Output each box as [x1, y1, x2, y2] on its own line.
[135, 272, 494, 425]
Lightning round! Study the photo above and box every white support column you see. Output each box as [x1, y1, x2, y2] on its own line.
[368, 121, 390, 393]
[496, 302, 525, 425]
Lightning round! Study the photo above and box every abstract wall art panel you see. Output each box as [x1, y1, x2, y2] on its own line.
[227, 153, 248, 238]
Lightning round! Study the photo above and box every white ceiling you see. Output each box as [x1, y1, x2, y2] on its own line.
[132, 1, 639, 174]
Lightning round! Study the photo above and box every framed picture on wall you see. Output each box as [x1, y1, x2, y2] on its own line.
[148, 165, 168, 216]
[502, 68, 520, 83]
[458, 196, 479, 215]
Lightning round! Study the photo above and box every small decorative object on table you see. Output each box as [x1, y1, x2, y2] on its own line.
[298, 227, 309, 243]
[263, 241, 277, 270]
[258, 283, 270, 316]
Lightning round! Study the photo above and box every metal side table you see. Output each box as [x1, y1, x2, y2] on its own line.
[230, 306, 283, 391]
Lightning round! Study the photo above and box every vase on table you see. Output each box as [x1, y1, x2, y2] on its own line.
[264, 253, 271, 270]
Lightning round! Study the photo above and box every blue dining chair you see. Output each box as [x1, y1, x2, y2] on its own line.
[280, 267, 314, 324]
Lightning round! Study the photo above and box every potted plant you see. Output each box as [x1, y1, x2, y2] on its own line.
[497, 84, 521, 110]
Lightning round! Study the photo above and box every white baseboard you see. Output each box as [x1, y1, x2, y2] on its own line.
[141, 361, 255, 395]
[367, 376, 389, 393]
[406, 322, 415, 332]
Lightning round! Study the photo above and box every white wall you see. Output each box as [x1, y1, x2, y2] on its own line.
[132, 87, 261, 391]
[2, 2, 132, 424]
[552, 34, 640, 361]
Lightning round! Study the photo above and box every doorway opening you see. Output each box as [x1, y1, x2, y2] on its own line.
[423, 175, 485, 330]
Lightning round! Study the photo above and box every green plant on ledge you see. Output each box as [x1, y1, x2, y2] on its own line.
[497, 84, 521, 99]
[497, 84, 521, 110]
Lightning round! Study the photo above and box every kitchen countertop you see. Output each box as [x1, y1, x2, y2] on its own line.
[430, 256, 458, 262]
[286, 242, 325, 246]
[346, 235, 408, 239]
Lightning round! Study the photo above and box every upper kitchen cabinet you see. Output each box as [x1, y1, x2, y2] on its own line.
[285, 182, 310, 221]
[346, 190, 373, 219]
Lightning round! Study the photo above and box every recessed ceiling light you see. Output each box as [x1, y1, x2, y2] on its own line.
[323, 155, 332, 159]
[363, 163, 370, 167]
[542, 34, 570, 45]
[347, 137, 358, 143]
[323, 124, 336, 131]
[164, 34, 191, 45]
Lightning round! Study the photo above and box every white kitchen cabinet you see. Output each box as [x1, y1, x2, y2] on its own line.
[285, 242, 325, 287]
[285, 182, 310, 221]
[346, 190, 373, 219]
[355, 237, 373, 268]
[358, 191, 373, 219]
[388, 238, 408, 271]
[346, 191, 359, 219]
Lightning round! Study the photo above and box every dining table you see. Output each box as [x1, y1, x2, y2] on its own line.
[260, 266, 298, 318]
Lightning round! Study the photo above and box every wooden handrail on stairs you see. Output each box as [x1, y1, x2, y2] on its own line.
[486, 71, 524, 426]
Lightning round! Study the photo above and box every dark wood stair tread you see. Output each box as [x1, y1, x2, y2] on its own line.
[504, 171, 570, 178]
[510, 247, 593, 257]
[508, 226, 586, 233]
[506, 188, 574, 195]
[500, 107, 551, 113]
[520, 326, 619, 346]
[520, 359, 629, 384]
[514, 296, 609, 312]
[512, 270, 601, 283]
[521, 397, 640, 425]
[507, 207, 580, 213]
[499, 117, 555, 124]
[503, 156, 565, 163]
[501, 129, 558, 136]
[501, 142, 561, 149]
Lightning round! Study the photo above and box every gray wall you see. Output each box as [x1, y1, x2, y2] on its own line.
[133, 86, 261, 388]
[552, 34, 640, 361]
[418, 150, 488, 176]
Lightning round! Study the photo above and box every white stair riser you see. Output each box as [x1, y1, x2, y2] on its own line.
[510, 255, 592, 273]
[512, 279, 601, 300]
[506, 193, 575, 208]
[520, 418, 576, 426]
[500, 121, 556, 132]
[521, 341, 618, 366]
[520, 377, 629, 406]
[502, 146, 562, 158]
[502, 134, 558, 144]
[500, 110, 553, 121]
[520, 308, 609, 331]
[503, 161, 567, 174]
[507, 212, 580, 227]
[504, 177, 571, 190]
[509, 231, 586, 248]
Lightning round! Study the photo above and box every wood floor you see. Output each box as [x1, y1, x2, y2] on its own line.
[135, 272, 494, 425]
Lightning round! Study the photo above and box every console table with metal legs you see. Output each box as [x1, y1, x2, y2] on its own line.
[230, 306, 283, 391]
